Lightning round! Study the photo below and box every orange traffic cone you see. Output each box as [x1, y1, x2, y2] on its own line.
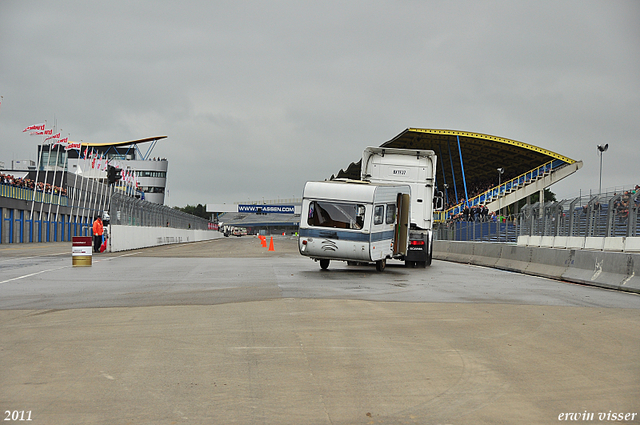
[268, 236, 275, 251]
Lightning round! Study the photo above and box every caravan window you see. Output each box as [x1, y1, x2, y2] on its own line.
[386, 204, 396, 224]
[374, 205, 384, 225]
[308, 201, 365, 230]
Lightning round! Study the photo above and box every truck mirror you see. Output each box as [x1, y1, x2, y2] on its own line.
[434, 191, 445, 211]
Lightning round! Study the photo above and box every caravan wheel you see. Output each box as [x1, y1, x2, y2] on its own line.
[375, 259, 386, 272]
[320, 259, 330, 270]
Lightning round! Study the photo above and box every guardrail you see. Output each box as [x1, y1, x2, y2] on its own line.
[433, 240, 640, 293]
[0, 183, 68, 206]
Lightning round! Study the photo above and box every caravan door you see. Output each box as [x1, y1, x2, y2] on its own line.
[395, 193, 410, 256]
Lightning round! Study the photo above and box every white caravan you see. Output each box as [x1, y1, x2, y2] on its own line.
[298, 180, 411, 271]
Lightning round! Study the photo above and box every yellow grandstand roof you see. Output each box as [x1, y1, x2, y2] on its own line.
[334, 128, 579, 191]
[389, 128, 576, 164]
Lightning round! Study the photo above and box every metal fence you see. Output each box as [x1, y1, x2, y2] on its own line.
[109, 191, 210, 230]
[435, 189, 640, 242]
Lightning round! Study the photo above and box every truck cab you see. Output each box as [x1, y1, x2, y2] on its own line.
[361, 147, 442, 268]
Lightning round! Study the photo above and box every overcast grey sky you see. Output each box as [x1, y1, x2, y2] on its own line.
[1, 1, 638, 207]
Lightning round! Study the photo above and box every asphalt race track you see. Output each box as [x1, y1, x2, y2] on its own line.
[1, 236, 638, 424]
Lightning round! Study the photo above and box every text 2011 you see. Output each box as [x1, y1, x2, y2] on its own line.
[4, 411, 32, 421]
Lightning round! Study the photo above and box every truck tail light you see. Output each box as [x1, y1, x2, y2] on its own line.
[409, 240, 425, 246]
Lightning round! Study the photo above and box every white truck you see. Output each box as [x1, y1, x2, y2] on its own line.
[361, 147, 442, 268]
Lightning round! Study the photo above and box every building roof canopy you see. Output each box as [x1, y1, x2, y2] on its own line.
[74, 136, 167, 148]
[335, 128, 578, 193]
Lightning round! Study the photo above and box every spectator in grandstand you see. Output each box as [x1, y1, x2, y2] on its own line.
[618, 191, 631, 220]
[462, 205, 470, 221]
[0, 172, 66, 196]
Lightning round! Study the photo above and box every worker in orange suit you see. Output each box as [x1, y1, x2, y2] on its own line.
[92, 215, 104, 253]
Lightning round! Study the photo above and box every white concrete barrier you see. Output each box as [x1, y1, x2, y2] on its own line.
[518, 236, 640, 252]
[109, 225, 222, 252]
[553, 236, 568, 249]
[540, 236, 555, 247]
[433, 240, 639, 294]
[584, 237, 605, 251]
[529, 236, 542, 247]
[625, 237, 640, 252]
[603, 237, 625, 252]
[564, 237, 585, 250]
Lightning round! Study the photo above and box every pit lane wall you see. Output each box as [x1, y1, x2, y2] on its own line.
[108, 225, 222, 252]
[433, 238, 640, 294]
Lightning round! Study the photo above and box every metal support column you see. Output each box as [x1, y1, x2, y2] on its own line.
[447, 141, 458, 204]
[456, 136, 469, 205]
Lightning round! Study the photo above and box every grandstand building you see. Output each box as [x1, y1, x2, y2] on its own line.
[219, 128, 583, 232]
[39, 136, 169, 205]
[334, 128, 583, 218]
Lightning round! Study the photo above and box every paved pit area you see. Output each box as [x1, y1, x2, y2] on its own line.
[1, 236, 639, 424]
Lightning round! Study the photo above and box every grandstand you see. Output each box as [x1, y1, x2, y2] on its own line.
[220, 128, 583, 234]
[48, 135, 169, 205]
[333, 128, 583, 219]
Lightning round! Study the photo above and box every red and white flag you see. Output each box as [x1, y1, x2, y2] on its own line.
[97, 153, 104, 170]
[29, 128, 52, 136]
[46, 132, 61, 142]
[23, 122, 45, 133]
[64, 142, 81, 151]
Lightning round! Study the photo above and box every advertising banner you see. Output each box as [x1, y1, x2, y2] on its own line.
[237, 205, 295, 214]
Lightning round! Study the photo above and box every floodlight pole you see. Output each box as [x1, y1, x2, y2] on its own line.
[597, 144, 609, 196]
[497, 167, 504, 216]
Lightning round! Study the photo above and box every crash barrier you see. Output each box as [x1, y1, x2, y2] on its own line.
[517, 235, 640, 252]
[108, 224, 222, 252]
[433, 240, 640, 294]
[435, 187, 639, 245]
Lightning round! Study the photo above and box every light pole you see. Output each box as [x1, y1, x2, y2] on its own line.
[597, 144, 608, 196]
[443, 183, 449, 208]
[497, 168, 504, 188]
[497, 168, 504, 217]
